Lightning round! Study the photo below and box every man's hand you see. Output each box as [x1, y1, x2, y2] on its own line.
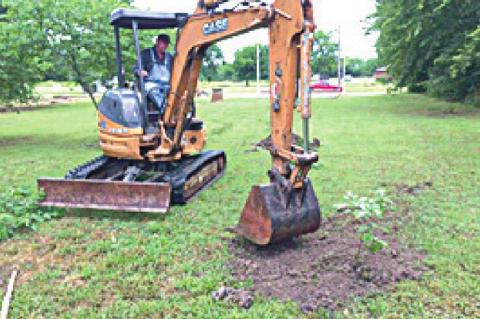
[138, 70, 148, 77]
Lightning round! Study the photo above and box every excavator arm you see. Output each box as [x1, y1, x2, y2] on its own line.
[159, 0, 318, 183]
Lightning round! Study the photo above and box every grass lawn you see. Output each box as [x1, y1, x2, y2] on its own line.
[0, 94, 479, 318]
[34, 81, 86, 99]
[344, 81, 389, 93]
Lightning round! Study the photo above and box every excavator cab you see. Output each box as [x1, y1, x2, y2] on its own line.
[107, 9, 189, 135]
[96, 9, 207, 160]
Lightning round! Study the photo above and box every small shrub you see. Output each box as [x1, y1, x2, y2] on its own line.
[335, 189, 395, 253]
[0, 186, 63, 241]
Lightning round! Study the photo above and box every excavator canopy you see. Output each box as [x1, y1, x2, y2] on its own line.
[110, 9, 188, 29]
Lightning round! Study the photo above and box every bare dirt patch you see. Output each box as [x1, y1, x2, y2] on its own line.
[391, 181, 433, 197]
[0, 218, 113, 287]
[227, 194, 429, 312]
[0, 95, 84, 114]
[0, 264, 13, 291]
[247, 133, 321, 153]
[404, 107, 480, 118]
[0, 136, 34, 148]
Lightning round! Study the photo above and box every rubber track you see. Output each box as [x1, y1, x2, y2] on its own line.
[65, 156, 110, 180]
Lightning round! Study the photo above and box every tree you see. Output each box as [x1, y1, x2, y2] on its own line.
[233, 45, 268, 86]
[1, 0, 131, 106]
[39, 0, 131, 106]
[362, 58, 379, 77]
[346, 58, 378, 77]
[201, 45, 224, 82]
[311, 30, 338, 78]
[217, 63, 235, 81]
[428, 26, 480, 105]
[0, 5, 48, 104]
[370, 0, 480, 105]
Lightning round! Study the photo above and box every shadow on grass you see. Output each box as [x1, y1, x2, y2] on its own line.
[0, 101, 88, 114]
[0, 136, 35, 147]
[408, 107, 480, 118]
[63, 208, 168, 223]
[390, 95, 480, 118]
[0, 134, 98, 150]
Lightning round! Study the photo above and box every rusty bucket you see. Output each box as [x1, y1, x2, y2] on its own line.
[235, 172, 321, 245]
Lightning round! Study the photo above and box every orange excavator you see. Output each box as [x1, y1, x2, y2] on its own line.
[38, 0, 321, 245]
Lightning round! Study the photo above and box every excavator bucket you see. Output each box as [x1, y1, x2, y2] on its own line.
[38, 179, 171, 213]
[235, 179, 321, 245]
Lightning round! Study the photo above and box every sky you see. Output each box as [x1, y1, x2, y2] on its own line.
[133, 0, 379, 62]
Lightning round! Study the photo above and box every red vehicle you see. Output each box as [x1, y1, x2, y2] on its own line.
[310, 80, 343, 92]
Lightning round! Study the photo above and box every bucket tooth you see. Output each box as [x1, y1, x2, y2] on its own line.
[236, 179, 321, 245]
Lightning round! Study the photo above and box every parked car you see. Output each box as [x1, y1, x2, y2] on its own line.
[310, 80, 343, 92]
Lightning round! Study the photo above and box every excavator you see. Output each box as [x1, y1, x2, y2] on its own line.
[38, 0, 321, 245]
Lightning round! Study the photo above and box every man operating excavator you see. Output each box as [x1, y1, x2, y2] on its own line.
[134, 33, 173, 115]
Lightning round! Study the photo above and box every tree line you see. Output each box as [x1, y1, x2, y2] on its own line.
[0, 0, 376, 105]
[370, 0, 480, 105]
[0, 0, 132, 106]
[203, 31, 378, 85]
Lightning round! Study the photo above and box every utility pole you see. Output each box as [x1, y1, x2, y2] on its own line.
[256, 43, 260, 96]
[337, 26, 342, 88]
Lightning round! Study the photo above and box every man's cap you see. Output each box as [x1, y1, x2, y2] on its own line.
[157, 34, 171, 44]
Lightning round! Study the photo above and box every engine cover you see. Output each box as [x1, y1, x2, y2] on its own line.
[98, 89, 143, 129]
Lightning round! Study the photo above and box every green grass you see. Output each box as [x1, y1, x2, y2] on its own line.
[344, 80, 389, 93]
[0, 94, 479, 318]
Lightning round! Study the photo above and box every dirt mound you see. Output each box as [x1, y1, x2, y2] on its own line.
[228, 212, 427, 312]
[393, 181, 433, 196]
[248, 134, 321, 152]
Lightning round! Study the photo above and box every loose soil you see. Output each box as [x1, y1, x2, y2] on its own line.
[0, 265, 11, 291]
[247, 134, 321, 152]
[391, 181, 433, 197]
[227, 188, 430, 312]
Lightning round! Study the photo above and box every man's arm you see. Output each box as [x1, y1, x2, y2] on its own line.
[133, 49, 151, 77]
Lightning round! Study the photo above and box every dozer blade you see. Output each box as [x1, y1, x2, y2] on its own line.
[38, 179, 171, 213]
[235, 179, 321, 245]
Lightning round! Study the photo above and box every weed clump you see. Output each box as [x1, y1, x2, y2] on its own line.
[335, 189, 396, 253]
[0, 187, 63, 241]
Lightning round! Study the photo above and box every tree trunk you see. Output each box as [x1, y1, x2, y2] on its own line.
[81, 84, 98, 108]
[45, 32, 98, 108]
[69, 52, 98, 108]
